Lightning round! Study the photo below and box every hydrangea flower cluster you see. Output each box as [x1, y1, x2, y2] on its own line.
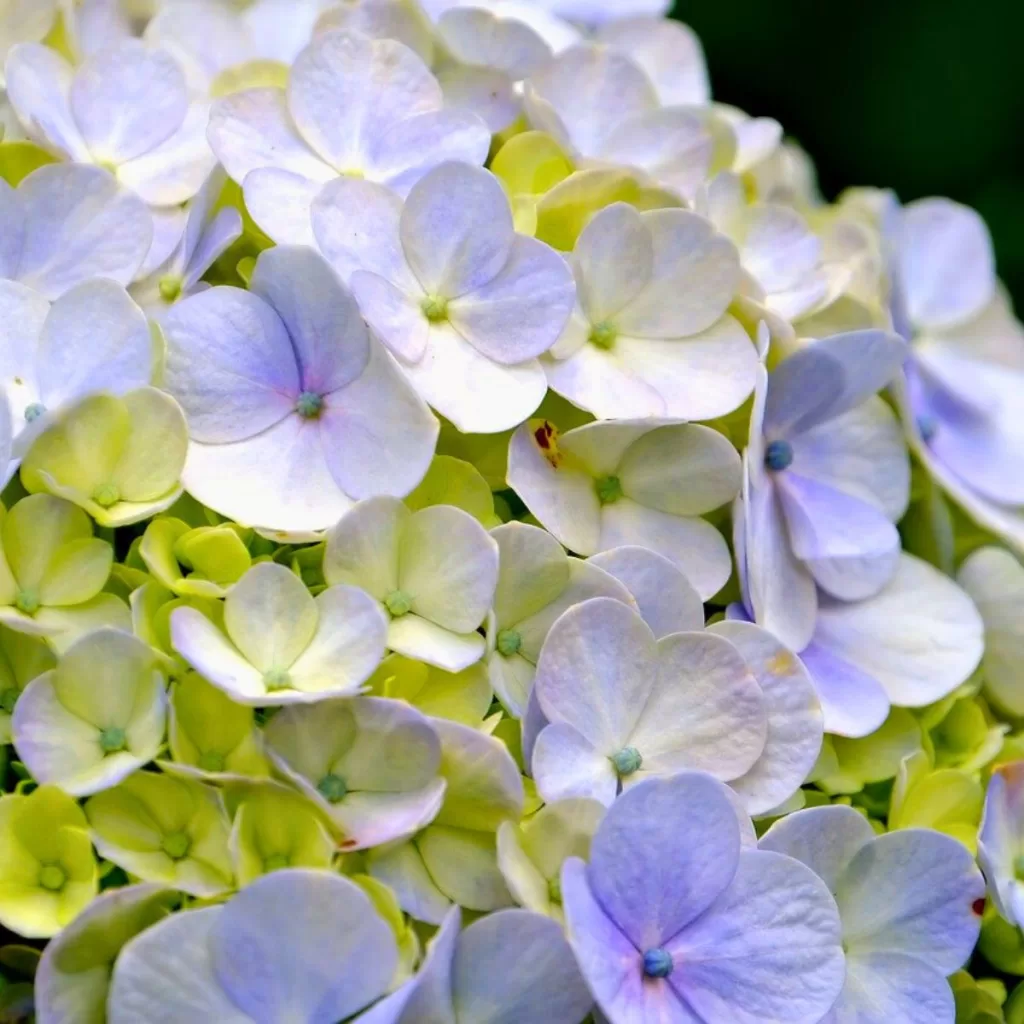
[0, 1, 1022, 1022]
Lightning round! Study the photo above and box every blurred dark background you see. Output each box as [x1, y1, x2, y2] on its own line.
[675, 0, 1024, 307]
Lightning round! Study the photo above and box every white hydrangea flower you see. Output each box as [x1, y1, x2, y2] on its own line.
[263, 696, 447, 850]
[979, 762, 1024, 928]
[162, 245, 438, 535]
[6, 40, 215, 206]
[59, 0, 156, 61]
[762, 804, 984, 1023]
[313, 161, 576, 433]
[207, 29, 489, 245]
[0, 163, 152, 300]
[129, 168, 242, 317]
[0, 277, 152, 471]
[531, 598, 769, 806]
[524, 42, 717, 201]
[543, 202, 758, 420]
[315, 0, 437, 65]
[170, 561, 388, 706]
[324, 496, 499, 672]
[0, 1, 58, 86]
[486, 521, 634, 716]
[508, 418, 740, 599]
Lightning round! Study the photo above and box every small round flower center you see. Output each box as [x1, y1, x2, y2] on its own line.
[917, 414, 938, 442]
[14, 590, 39, 615]
[0, 687, 18, 714]
[23, 402, 46, 423]
[100, 726, 127, 754]
[589, 321, 617, 350]
[264, 853, 289, 871]
[764, 439, 794, 472]
[642, 948, 673, 978]
[161, 832, 191, 860]
[595, 475, 623, 505]
[295, 391, 324, 419]
[158, 275, 183, 302]
[610, 746, 642, 776]
[38, 864, 66, 892]
[384, 590, 412, 617]
[496, 628, 522, 657]
[317, 773, 348, 803]
[263, 668, 291, 692]
[547, 874, 562, 903]
[421, 295, 449, 323]
[198, 750, 226, 773]
[92, 483, 121, 508]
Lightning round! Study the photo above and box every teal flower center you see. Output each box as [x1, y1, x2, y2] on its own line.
[496, 628, 522, 657]
[295, 391, 324, 419]
[595, 475, 623, 505]
[39, 864, 66, 892]
[317, 773, 348, 803]
[161, 832, 191, 860]
[99, 727, 127, 754]
[610, 746, 642, 776]
[15, 590, 39, 615]
[384, 590, 412, 617]
[643, 948, 673, 978]
[23, 402, 46, 423]
[764, 439, 794, 472]
[263, 669, 291, 692]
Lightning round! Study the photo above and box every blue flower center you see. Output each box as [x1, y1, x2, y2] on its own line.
[643, 948, 673, 978]
[610, 746, 642, 776]
[764, 439, 794, 472]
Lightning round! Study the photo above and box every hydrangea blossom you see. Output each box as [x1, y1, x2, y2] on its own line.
[312, 160, 576, 432]
[208, 29, 489, 245]
[562, 772, 845, 1023]
[979, 762, 1024, 929]
[762, 804, 984, 1023]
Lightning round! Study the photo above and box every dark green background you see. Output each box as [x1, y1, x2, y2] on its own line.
[675, 0, 1024, 306]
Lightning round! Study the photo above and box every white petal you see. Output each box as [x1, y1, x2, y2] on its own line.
[243, 168, 320, 247]
[437, 64, 520, 134]
[532, 722, 618, 806]
[170, 606, 265, 703]
[830, 952, 954, 1024]
[208, 87, 333, 184]
[709, 621, 823, 814]
[323, 495, 405, 598]
[797, 641, 891, 739]
[16, 165, 152, 299]
[387, 614, 486, 673]
[900, 197, 995, 330]
[813, 553, 984, 707]
[70, 42, 186, 164]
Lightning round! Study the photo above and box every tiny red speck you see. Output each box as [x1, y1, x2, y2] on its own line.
[339, 838, 358, 850]
[972, 898, 985, 916]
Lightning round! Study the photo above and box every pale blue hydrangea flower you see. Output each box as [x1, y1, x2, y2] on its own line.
[162, 245, 438, 534]
[979, 761, 1024, 928]
[108, 869, 400, 1023]
[357, 905, 593, 1024]
[207, 29, 489, 246]
[762, 804, 984, 1023]
[562, 772, 845, 1023]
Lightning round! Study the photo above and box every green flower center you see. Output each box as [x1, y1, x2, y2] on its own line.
[383, 590, 412, 617]
[0, 687, 18, 714]
[158, 275, 183, 302]
[263, 669, 291, 692]
[496, 628, 522, 657]
[23, 402, 46, 423]
[547, 874, 562, 903]
[295, 391, 324, 419]
[39, 864, 66, 891]
[264, 853, 289, 872]
[588, 321, 617, 350]
[317, 773, 348, 803]
[421, 295, 449, 323]
[161, 832, 191, 860]
[198, 750, 226, 773]
[99, 727, 127, 754]
[92, 483, 121, 508]
[14, 590, 39, 615]
[595, 475, 623, 505]
[610, 746, 642, 776]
